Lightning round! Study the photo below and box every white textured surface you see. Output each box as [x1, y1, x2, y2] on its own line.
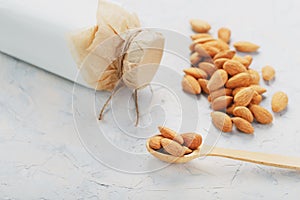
[1, 0, 300, 199]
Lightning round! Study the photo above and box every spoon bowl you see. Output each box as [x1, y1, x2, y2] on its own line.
[146, 137, 300, 170]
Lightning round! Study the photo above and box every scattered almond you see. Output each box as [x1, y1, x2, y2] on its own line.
[225, 72, 252, 88]
[249, 85, 267, 95]
[248, 69, 261, 84]
[251, 91, 262, 105]
[198, 62, 217, 76]
[233, 41, 260, 52]
[232, 55, 252, 68]
[161, 138, 186, 157]
[181, 133, 202, 150]
[218, 27, 231, 43]
[191, 33, 212, 40]
[182, 75, 201, 94]
[190, 19, 211, 33]
[262, 65, 275, 81]
[158, 126, 184, 144]
[149, 135, 163, 150]
[234, 87, 255, 106]
[232, 117, 254, 134]
[212, 96, 233, 111]
[207, 69, 228, 92]
[249, 104, 273, 124]
[271, 91, 288, 112]
[233, 106, 254, 122]
[190, 52, 201, 65]
[210, 88, 232, 101]
[183, 68, 208, 79]
[211, 111, 233, 132]
[214, 58, 230, 69]
[205, 40, 230, 51]
[214, 50, 236, 60]
[223, 60, 247, 76]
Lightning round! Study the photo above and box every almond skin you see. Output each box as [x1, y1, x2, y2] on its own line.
[211, 96, 233, 111]
[225, 72, 252, 88]
[223, 60, 247, 76]
[198, 79, 210, 94]
[249, 85, 267, 95]
[248, 69, 261, 85]
[190, 52, 201, 65]
[218, 27, 231, 43]
[190, 19, 211, 33]
[214, 50, 236, 60]
[183, 68, 208, 79]
[249, 104, 273, 124]
[232, 55, 252, 68]
[182, 75, 201, 94]
[204, 40, 230, 51]
[233, 106, 254, 122]
[233, 41, 260, 52]
[232, 117, 254, 134]
[234, 87, 255, 106]
[232, 87, 246, 96]
[211, 111, 233, 132]
[198, 62, 217, 76]
[210, 88, 232, 101]
[271, 91, 288, 112]
[207, 69, 228, 92]
[161, 138, 186, 157]
[262, 65, 275, 81]
[158, 126, 184, 144]
[191, 33, 212, 40]
[181, 133, 202, 150]
[149, 135, 163, 150]
[214, 58, 230, 69]
[226, 104, 236, 115]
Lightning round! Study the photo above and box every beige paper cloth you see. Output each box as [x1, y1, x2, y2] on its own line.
[68, 0, 165, 91]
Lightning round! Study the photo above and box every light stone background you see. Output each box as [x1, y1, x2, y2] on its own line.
[1, 0, 300, 199]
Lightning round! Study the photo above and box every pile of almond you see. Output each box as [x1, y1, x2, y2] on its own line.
[182, 19, 289, 134]
[149, 126, 202, 157]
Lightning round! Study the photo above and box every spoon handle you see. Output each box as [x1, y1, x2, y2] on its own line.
[207, 146, 300, 170]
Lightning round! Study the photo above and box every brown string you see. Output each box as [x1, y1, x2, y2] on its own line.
[134, 89, 139, 126]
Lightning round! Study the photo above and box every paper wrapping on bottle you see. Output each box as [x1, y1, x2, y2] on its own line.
[68, 0, 165, 91]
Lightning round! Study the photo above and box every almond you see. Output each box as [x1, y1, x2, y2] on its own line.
[223, 60, 247, 76]
[149, 135, 163, 150]
[190, 52, 201, 65]
[225, 72, 252, 88]
[271, 91, 288, 112]
[197, 44, 220, 57]
[183, 68, 208, 79]
[195, 44, 220, 58]
[218, 27, 231, 43]
[161, 138, 186, 157]
[182, 75, 201, 94]
[262, 65, 275, 81]
[249, 104, 273, 124]
[210, 88, 232, 101]
[233, 106, 254, 122]
[213, 50, 236, 60]
[158, 126, 184, 144]
[190, 19, 211, 33]
[191, 33, 212, 40]
[193, 37, 216, 44]
[211, 96, 233, 111]
[211, 111, 233, 132]
[251, 91, 262, 105]
[232, 55, 252, 68]
[181, 133, 202, 150]
[204, 40, 230, 51]
[214, 58, 230, 69]
[198, 62, 217, 76]
[198, 79, 210, 94]
[233, 41, 260, 52]
[207, 69, 228, 92]
[249, 85, 267, 95]
[248, 69, 260, 84]
[232, 117, 254, 134]
[234, 87, 255, 106]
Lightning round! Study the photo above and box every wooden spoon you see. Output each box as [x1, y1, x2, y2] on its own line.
[146, 139, 300, 170]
